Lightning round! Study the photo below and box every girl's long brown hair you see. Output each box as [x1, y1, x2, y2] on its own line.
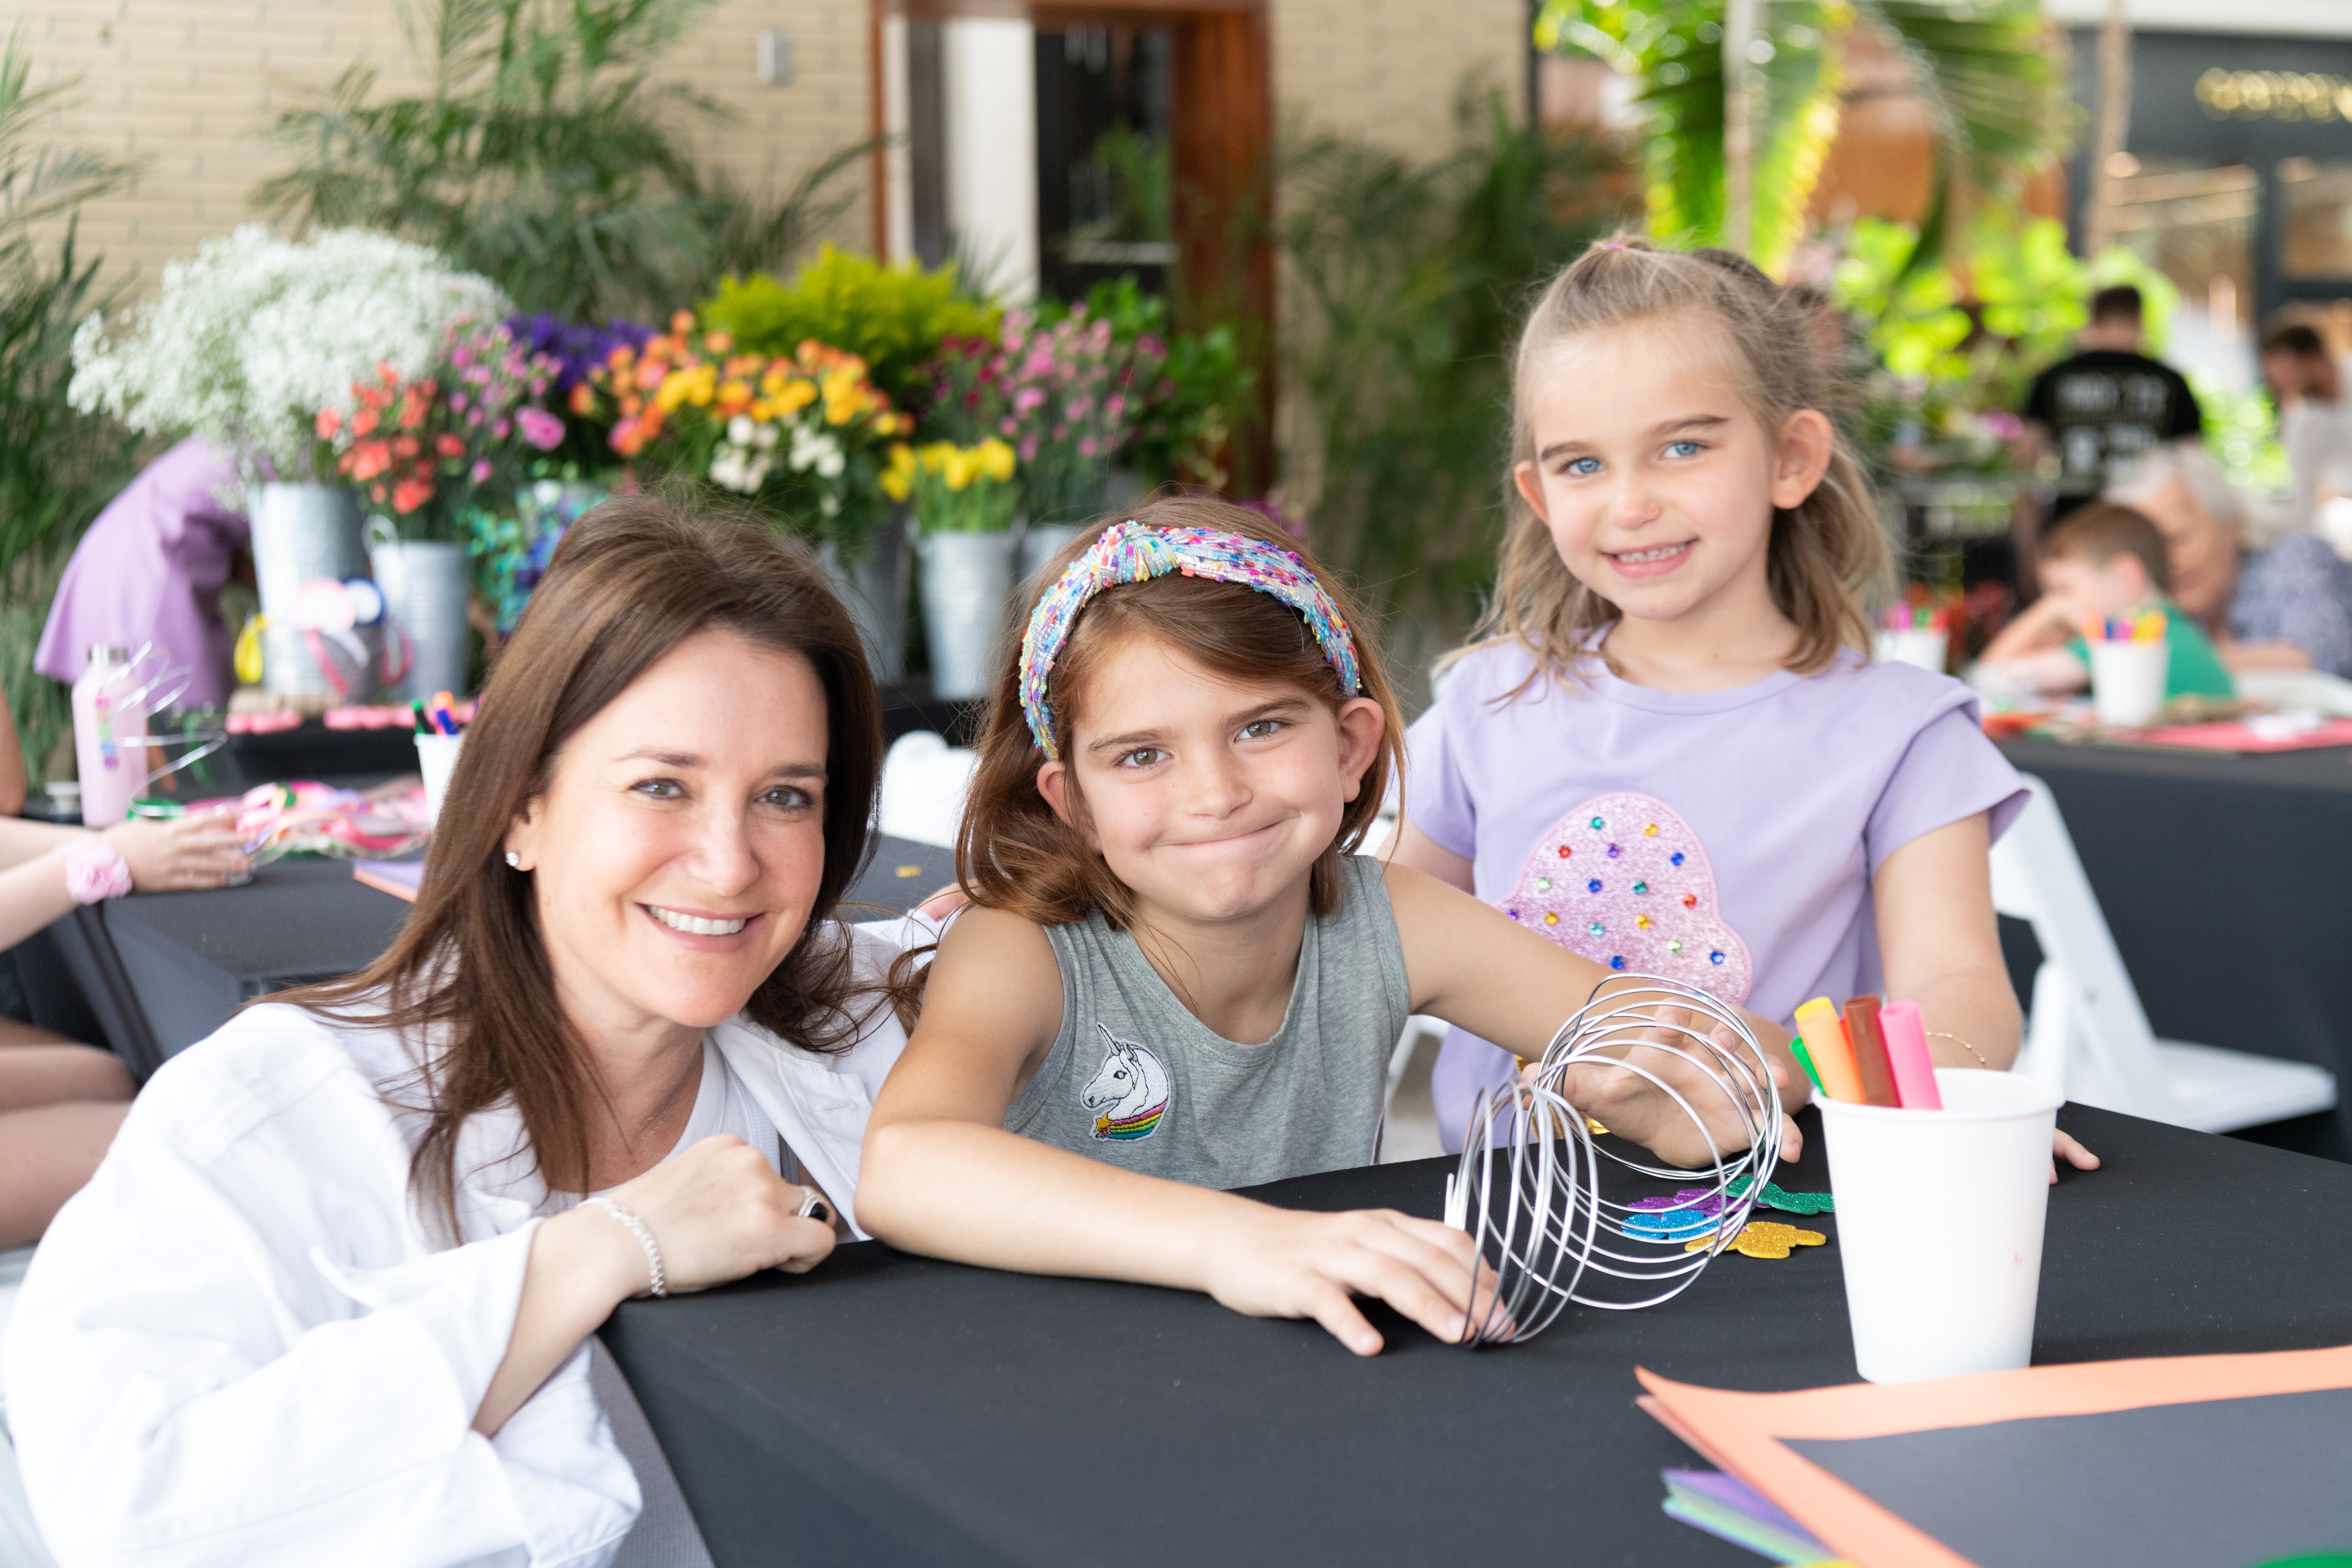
[281, 494, 882, 1231]
[1470, 235, 1888, 686]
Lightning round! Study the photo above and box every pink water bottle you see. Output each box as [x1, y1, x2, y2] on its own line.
[72, 644, 140, 828]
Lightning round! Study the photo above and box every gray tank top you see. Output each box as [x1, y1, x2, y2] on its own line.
[1004, 854, 1410, 1188]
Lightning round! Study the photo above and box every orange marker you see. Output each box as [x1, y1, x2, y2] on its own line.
[1844, 994, 1901, 1108]
[1793, 996, 1865, 1103]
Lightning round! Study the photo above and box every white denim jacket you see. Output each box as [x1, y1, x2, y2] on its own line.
[0, 919, 928, 1568]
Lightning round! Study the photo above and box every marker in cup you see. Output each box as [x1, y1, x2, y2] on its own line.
[1843, 995, 1901, 1108]
[1793, 997, 1865, 1103]
[1877, 999, 1941, 1110]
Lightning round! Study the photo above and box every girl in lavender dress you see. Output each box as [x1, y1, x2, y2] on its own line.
[1393, 237, 2097, 1177]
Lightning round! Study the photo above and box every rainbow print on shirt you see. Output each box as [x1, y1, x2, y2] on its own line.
[1081, 1024, 1171, 1142]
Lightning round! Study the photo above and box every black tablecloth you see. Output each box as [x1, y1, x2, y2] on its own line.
[31, 833, 959, 1077]
[601, 1104, 2352, 1568]
[1996, 738, 2352, 1155]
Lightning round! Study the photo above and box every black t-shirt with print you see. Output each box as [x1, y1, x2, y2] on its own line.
[2023, 349, 2203, 508]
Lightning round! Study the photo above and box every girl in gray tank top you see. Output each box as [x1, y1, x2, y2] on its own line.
[1005, 853, 1409, 1188]
[859, 504, 1794, 1358]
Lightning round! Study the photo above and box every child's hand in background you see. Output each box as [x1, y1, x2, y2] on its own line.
[106, 809, 250, 891]
[2053, 1128, 2099, 1183]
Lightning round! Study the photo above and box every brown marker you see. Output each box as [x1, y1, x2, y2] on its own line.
[1844, 994, 1901, 1108]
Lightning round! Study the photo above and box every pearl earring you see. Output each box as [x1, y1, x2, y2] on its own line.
[505, 852, 521, 869]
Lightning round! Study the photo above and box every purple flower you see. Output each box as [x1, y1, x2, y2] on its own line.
[1077, 436, 1097, 458]
[516, 406, 565, 451]
[471, 459, 493, 482]
[493, 418, 511, 440]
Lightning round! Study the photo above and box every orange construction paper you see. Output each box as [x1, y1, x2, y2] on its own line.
[1636, 1342, 2352, 1568]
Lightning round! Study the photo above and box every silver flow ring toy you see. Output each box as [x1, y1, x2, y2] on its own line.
[1442, 977, 1785, 1346]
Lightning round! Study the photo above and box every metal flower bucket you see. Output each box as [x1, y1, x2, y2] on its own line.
[367, 519, 473, 702]
[249, 484, 367, 694]
[915, 527, 1013, 701]
[819, 517, 910, 684]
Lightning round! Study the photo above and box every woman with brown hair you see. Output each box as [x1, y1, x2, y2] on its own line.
[5, 498, 908, 1567]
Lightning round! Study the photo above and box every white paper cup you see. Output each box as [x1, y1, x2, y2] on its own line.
[415, 732, 463, 826]
[1873, 627, 1949, 674]
[2088, 638, 2167, 727]
[1818, 1069, 2063, 1384]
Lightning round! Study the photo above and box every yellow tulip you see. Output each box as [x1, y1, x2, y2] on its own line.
[773, 379, 817, 416]
[977, 438, 1015, 483]
[879, 442, 917, 501]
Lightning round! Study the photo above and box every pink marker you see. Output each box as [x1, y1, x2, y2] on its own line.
[1878, 999, 1941, 1110]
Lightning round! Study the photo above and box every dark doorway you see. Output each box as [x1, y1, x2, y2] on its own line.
[1034, 23, 1176, 302]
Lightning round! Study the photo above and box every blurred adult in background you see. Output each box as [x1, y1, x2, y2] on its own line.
[2258, 322, 2352, 535]
[5, 499, 915, 1568]
[33, 438, 249, 710]
[0, 775, 248, 1247]
[2021, 285, 2204, 523]
[2108, 444, 2352, 678]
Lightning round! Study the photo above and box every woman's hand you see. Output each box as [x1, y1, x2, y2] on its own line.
[1196, 1204, 1482, 1357]
[105, 810, 250, 891]
[602, 1133, 836, 1292]
[476, 1135, 833, 1436]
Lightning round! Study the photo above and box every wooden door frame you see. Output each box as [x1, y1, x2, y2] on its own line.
[871, 0, 1274, 493]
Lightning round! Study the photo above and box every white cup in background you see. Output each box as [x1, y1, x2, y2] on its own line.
[1873, 627, 1950, 674]
[1818, 1068, 2063, 1384]
[415, 732, 463, 826]
[2088, 638, 2168, 727]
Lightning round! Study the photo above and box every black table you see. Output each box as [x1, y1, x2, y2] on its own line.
[602, 1104, 2352, 1568]
[36, 833, 959, 1079]
[1995, 737, 2352, 1157]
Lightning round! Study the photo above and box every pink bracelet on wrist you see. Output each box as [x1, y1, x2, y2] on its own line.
[64, 838, 133, 904]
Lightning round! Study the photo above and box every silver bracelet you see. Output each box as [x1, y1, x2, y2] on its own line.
[583, 1196, 666, 1298]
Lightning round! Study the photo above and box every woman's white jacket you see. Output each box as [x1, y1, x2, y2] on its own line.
[0, 920, 922, 1568]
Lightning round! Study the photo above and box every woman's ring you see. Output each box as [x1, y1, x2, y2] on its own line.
[796, 1187, 833, 1225]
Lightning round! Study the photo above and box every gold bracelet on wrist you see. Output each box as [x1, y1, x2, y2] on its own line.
[1927, 1030, 1989, 1068]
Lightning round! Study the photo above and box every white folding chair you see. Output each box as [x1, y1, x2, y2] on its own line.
[1992, 773, 2336, 1132]
[877, 732, 979, 851]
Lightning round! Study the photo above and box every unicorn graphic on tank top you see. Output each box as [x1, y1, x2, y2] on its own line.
[1081, 1023, 1171, 1141]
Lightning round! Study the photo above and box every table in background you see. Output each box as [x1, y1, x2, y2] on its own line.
[1995, 736, 2352, 1157]
[602, 1104, 2352, 1568]
[33, 833, 958, 1080]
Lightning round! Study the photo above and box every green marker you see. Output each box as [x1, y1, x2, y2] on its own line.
[1790, 1034, 1825, 1092]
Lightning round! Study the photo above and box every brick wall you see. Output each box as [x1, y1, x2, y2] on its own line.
[1270, 0, 1525, 152]
[1, 0, 873, 298]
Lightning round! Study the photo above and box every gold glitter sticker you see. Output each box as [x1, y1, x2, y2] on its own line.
[1687, 1220, 1828, 1259]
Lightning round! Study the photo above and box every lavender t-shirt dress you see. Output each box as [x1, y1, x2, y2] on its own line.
[1404, 641, 2027, 1148]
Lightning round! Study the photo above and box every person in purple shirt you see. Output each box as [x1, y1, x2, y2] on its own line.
[1391, 236, 2098, 1178]
[35, 438, 248, 709]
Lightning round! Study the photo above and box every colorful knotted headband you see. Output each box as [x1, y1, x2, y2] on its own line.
[1018, 522, 1363, 760]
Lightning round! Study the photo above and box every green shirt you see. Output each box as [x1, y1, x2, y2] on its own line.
[2066, 598, 2235, 700]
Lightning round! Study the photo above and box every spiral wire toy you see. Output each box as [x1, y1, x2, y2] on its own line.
[1443, 977, 1784, 1346]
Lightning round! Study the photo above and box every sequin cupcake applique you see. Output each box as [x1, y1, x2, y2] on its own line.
[1497, 792, 1753, 1002]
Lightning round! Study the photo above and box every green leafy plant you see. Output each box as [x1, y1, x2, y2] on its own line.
[1277, 88, 1636, 667]
[258, 0, 862, 322]
[1536, 0, 2067, 278]
[0, 33, 142, 782]
[701, 246, 1000, 409]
